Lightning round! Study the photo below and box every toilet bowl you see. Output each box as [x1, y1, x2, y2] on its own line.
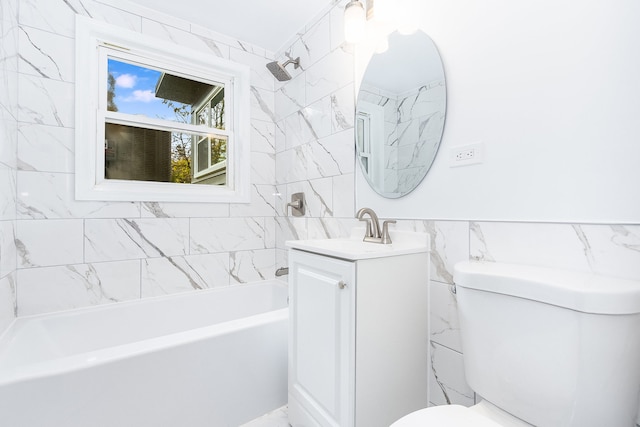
[391, 400, 532, 427]
[391, 261, 640, 427]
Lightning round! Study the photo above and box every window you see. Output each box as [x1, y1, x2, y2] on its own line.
[192, 87, 226, 182]
[75, 16, 251, 203]
[355, 101, 385, 189]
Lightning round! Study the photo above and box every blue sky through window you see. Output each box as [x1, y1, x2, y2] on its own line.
[107, 58, 188, 121]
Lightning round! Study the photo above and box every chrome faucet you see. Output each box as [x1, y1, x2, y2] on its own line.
[355, 207, 396, 244]
[275, 267, 289, 277]
[356, 207, 381, 240]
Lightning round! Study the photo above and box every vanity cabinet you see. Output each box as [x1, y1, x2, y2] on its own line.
[288, 247, 429, 427]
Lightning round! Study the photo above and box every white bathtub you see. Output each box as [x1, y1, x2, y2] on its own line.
[0, 281, 288, 427]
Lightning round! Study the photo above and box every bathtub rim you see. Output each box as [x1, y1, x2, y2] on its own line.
[2, 278, 287, 332]
[0, 280, 288, 387]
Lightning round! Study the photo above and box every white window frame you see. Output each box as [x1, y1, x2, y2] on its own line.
[191, 87, 226, 181]
[75, 16, 251, 203]
[356, 101, 385, 189]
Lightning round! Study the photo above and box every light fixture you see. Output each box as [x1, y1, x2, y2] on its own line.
[344, 0, 366, 43]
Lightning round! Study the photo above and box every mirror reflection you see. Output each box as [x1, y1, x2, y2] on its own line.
[105, 59, 227, 185]
[356, 30, 446, 198]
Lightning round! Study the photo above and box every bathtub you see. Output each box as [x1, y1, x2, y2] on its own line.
[0, 281, 288, 427]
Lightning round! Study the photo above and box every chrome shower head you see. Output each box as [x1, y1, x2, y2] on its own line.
[266, 57, 301, 81]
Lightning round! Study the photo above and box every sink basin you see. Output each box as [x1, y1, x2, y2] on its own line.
[285, 229, 429, 261]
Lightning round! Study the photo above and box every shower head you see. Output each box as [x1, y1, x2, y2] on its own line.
[266, 57, 301, 81]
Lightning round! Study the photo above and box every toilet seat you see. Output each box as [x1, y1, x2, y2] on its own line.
[391, 405, 504, 427]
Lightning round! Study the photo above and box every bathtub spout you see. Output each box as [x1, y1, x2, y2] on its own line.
[275, 267, 289, 277]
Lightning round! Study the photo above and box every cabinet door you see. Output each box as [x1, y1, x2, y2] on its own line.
[288, 250, 355, 427]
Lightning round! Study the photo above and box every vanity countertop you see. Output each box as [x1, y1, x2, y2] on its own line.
[286, 229, 429, 261]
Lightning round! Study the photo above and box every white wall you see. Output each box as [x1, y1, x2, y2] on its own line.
[357, 0, 640, 223]
[348, 1, 640, 421]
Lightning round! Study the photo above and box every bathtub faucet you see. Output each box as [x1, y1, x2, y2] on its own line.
[275, 267, 289, 277]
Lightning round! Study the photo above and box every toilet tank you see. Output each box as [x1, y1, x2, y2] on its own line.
[454, 261, 640, 427]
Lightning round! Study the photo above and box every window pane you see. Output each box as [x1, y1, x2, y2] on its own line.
[105, 123, 223, 185]
[105, 123, 173, 182]
[197, 105, 210, 126]
[107, 58, 224, 129]
[197, 138, 208, 173]
[171, 132, 193, 184]
[210, 137, 227, 165]
[357, 117, 365, 153]
[211, 94, 225, 130]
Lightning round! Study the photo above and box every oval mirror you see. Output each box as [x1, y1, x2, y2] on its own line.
[355, 30, 446, 198]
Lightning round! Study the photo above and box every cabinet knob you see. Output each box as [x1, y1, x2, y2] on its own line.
[338, 280, 347, 289]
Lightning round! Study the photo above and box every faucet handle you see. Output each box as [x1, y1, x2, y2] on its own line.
[381, 220, 396, 244]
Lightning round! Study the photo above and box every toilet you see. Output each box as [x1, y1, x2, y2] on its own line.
[392, 261, 640, 427]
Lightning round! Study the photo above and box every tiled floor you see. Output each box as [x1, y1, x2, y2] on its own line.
[240, 406, 290, 427]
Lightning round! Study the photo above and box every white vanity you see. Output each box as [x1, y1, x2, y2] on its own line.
[286, 230, 430, 427]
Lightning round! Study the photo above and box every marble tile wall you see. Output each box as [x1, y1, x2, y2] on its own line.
[356, 83, 400, 194]
[11, 0, 280, 317]
[395, 81, 445, 195]
[272, 0, 359, 269]
[357, 80, 446, 195]
[392, 220, 640, 411]
[0, 0, 19, 333]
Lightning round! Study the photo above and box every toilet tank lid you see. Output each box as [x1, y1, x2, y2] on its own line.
[453, 261, 640, 315]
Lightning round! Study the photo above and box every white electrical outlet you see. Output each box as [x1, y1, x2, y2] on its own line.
[450, 142, 484, 167]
